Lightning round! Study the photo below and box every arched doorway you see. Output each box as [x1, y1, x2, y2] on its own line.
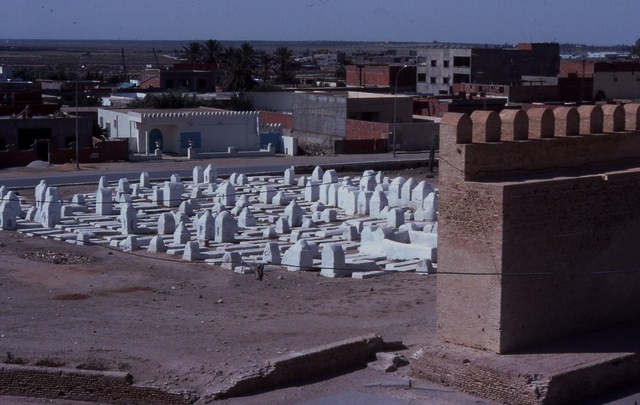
[148, 128, 163, 152]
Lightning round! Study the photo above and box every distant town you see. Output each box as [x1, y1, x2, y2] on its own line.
[0, 38, 638, 166]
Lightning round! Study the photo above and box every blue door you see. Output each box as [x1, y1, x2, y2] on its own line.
[148, 129, 163, 152]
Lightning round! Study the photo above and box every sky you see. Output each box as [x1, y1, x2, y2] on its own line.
[1, 0, 638, 46]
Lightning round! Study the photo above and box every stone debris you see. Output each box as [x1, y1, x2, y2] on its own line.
[369, 352, 410, 373]
[2, 164, 438, 279]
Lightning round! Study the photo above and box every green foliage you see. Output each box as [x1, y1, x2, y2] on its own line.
[93, 123, 109, 139]
[182, 42, 203, 64]
[203, 39, 224, 65]
[274, 46, 293, 73]
[274, 71, 296, 85]
[229, 91, 253, 111]
[128, 91, 200, 109]
[80, 95, 103, 107]
[221, 47, 257, 91]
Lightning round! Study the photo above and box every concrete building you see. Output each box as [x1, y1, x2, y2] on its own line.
[416, 43, 560, 96]
[0, 66, 13, 82]
[0, 113, 93, 164]
[97, 107, 261, 155]
[258, 90, 437, 153]
[560, 60, 640, 101]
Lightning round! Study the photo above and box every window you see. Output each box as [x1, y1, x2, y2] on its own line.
[453, 73, 469, 83]
[431, 60, 437, 67]
[430, 77, 436, 84]
[443, 77, 450, 84]
[418, 73, 427, 82]
[453, 56, 471, 67]
[443, 60, 449, 68]
[180, 132, 202, 149]
[498, 86, 505, 93]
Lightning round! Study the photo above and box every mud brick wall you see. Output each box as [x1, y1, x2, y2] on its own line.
[438, 104, 640, 354]
[0, 364, 193, 404]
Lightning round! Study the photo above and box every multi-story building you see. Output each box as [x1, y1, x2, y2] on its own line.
[416, 43, 560, 95]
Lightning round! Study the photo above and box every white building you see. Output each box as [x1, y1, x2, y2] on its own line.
[314, 53, 339, 66]
[0, 66, 13, 82]
[97, 108, 260, 155]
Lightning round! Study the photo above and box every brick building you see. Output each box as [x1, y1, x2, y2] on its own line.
[345, 64, 416, 92]
[138, 64, 223, 92]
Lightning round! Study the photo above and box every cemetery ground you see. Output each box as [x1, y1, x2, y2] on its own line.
[0, 160, 489, 404]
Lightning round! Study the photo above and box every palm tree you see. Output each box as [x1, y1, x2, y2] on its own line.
[239, 42, 257, 69]
[256, 50, 273, 83]
[221, 47, 256, 91]
[182, 42, 203, 64]
[274, 46, 293, 74]
[203, 39, 224, 66]
[274, 46, 294, 84]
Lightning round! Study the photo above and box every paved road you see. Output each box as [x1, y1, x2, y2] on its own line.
[0, 152, 431, 189]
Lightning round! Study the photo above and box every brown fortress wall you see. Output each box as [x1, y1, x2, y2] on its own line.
[438, 104, 640, 354]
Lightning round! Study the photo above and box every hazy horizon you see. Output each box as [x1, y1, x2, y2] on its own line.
[1, 0, 638, 46]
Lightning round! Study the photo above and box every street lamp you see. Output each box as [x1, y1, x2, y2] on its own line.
[75, 66, 86, 170]
[392, 65, 408, 158]
[75, 75, 79, 170]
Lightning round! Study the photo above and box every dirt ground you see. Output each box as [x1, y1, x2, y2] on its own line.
[0, 220, 438, 400]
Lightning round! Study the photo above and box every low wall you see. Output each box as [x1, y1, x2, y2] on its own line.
[0, 364, 194, 404]
[211, 334, 384, 400]
[334, 139, 388, 154]
[0, 149, 37, 168]
[0, 140, 129, 168]
[50, 140, 129, 164]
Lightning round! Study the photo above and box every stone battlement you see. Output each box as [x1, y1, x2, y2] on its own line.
[441, 104, 640, 181]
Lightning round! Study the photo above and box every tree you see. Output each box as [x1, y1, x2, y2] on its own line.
[229, 91, 253, 111]
[335, 64, 346, 81]
[256, 50, 273, 83]
[221, 47, 256, 91]
[273, 46, 293, 74]
[182, 42, 203, 64]
[239, 42, 258, 69]
[203, 39, 224, 65]
[128, 91, 199, 109]
[273, 46, 294, 84]
[632, 38, 640, 58]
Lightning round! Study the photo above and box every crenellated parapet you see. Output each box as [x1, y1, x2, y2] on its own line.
[139, 110, 260, 120]
[440, 104, 640, 181]
[438, 102, 640, 354]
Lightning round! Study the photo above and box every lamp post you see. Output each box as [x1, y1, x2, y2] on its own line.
[392, 65, 408, 158]
[75, 75, 79, 170]
[75, 66, 85, 170]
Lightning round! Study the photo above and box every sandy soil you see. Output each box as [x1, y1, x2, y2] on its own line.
[0, 217, 437, 401]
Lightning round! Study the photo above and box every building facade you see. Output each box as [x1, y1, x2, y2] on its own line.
[416, 43, 560, 95]
[97, 107, 260, 155]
